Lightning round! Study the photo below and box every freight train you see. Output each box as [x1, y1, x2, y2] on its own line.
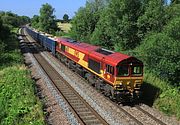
[26, 27, 143, 101]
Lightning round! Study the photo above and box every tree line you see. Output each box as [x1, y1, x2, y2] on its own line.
[0, 11, 30, 53]
[31, 3, 70, 35]
[70, 0, 180, 86]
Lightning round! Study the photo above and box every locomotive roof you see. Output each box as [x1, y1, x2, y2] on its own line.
[56, 38, 140, 66]
[89, 51, 132, 66]
[56, 38, 99, 52]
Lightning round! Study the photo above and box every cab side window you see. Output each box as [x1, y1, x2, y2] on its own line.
[106, 64, 114, 75]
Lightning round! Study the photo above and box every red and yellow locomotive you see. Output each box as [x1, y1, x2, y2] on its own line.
[55, 38, 143, 100]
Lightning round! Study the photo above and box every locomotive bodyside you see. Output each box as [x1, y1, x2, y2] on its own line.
[55, 37, 143, 99]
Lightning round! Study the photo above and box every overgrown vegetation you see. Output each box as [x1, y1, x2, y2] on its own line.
[0, 11, 45, 125]
[143, 71, 180, 119]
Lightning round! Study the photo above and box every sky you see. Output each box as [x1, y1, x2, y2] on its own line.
[0, 0, 86, 19]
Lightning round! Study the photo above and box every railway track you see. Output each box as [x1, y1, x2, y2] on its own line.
[21, 27, 108, 125]
[42, 49, 168, 125]
[54, 51, 167, 125]
[135, 105, 167, 125]
[39, 47, 168, 125]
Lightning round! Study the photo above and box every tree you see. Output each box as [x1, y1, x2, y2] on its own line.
[137, 32, 180, 84]
[31, 15, 40, 29]
[0, 16, 11, 53]
[166, 3, 180, 23]
[164, 17, 180, 40]
[0, 11, 20, 28]
[137, 0, 166, 39]
[171, 0, 180, 4]
[0, 18, 10, 41]
[90, 8, 113, 49]
[91, 0, 142, 50]
[19, 16, 30, 25]
[70, 0, 108, 41]
[39, 3, 57, 33]
[63, 14, 69, 23]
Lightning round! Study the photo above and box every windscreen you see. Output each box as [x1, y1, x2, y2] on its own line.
[131, 66, 143, 76]
[117, 65, 129, 76]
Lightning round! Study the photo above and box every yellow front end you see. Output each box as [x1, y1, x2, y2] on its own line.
[114, 76, 143, 97]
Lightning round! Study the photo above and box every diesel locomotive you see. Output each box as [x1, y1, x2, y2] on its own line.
[26, 27, 143, 101]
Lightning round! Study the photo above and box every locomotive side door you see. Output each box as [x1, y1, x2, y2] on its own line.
[104, 64, 115, 83]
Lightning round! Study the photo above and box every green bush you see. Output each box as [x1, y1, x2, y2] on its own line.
[0, 66, 45, 125]
[164, 17, 180, 41]
[0, 50, 23, 70]
[0, 41, 6, 55]
[137, 33, 180, 85]
[144, 72, 180, 119]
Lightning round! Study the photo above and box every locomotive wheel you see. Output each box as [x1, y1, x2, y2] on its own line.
[110, 87, 116, 100]
[104, 84, 111, 97]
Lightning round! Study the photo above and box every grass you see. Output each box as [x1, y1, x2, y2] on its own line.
[0, 66, 45, 125]
[57, 22, 72, 33]
[0, 28, 45, 125]
[143, 71, 180, 119]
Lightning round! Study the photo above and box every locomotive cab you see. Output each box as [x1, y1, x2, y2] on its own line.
[114, 57, 143, 99]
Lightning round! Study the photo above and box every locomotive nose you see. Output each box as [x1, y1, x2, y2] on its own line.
[126, 80, 135, 93]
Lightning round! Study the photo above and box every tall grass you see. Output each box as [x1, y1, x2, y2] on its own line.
[143, 71, 180, 119]
[0, 66, 45, 125]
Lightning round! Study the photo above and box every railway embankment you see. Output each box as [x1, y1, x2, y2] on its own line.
[0, 28, 45, 125]
[142, 71, 180, 120]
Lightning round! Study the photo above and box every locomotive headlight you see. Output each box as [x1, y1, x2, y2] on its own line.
[115, 81, 123, 89]
[119, 82, 123, 85]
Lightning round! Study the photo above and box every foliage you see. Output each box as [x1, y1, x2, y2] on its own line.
[137, 33, 180, 85]
[0, 11, 30, 28]
[164, 17, 180, 41]
[0, 18, 11, 41]
[0, 18, 45, 124]
[171, 0, 180, 4]
[0, 65, 45, 125]
[91, 0, 142, 50]
[0, 11, 30, 53]
[0, 41, 6, 56]
[31, 15, 40, 29]
[39, 3, 58, 34]
[90, 8, 113, 49]
[71, 0, 143, 50]
[137, 0, 166, 39]
[143, 71, 180, 119]
[70, 0, 107, 41]
[63, 14, 69, 23]
[166, 3, 180, 22]
[0, 26, 45, 124]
